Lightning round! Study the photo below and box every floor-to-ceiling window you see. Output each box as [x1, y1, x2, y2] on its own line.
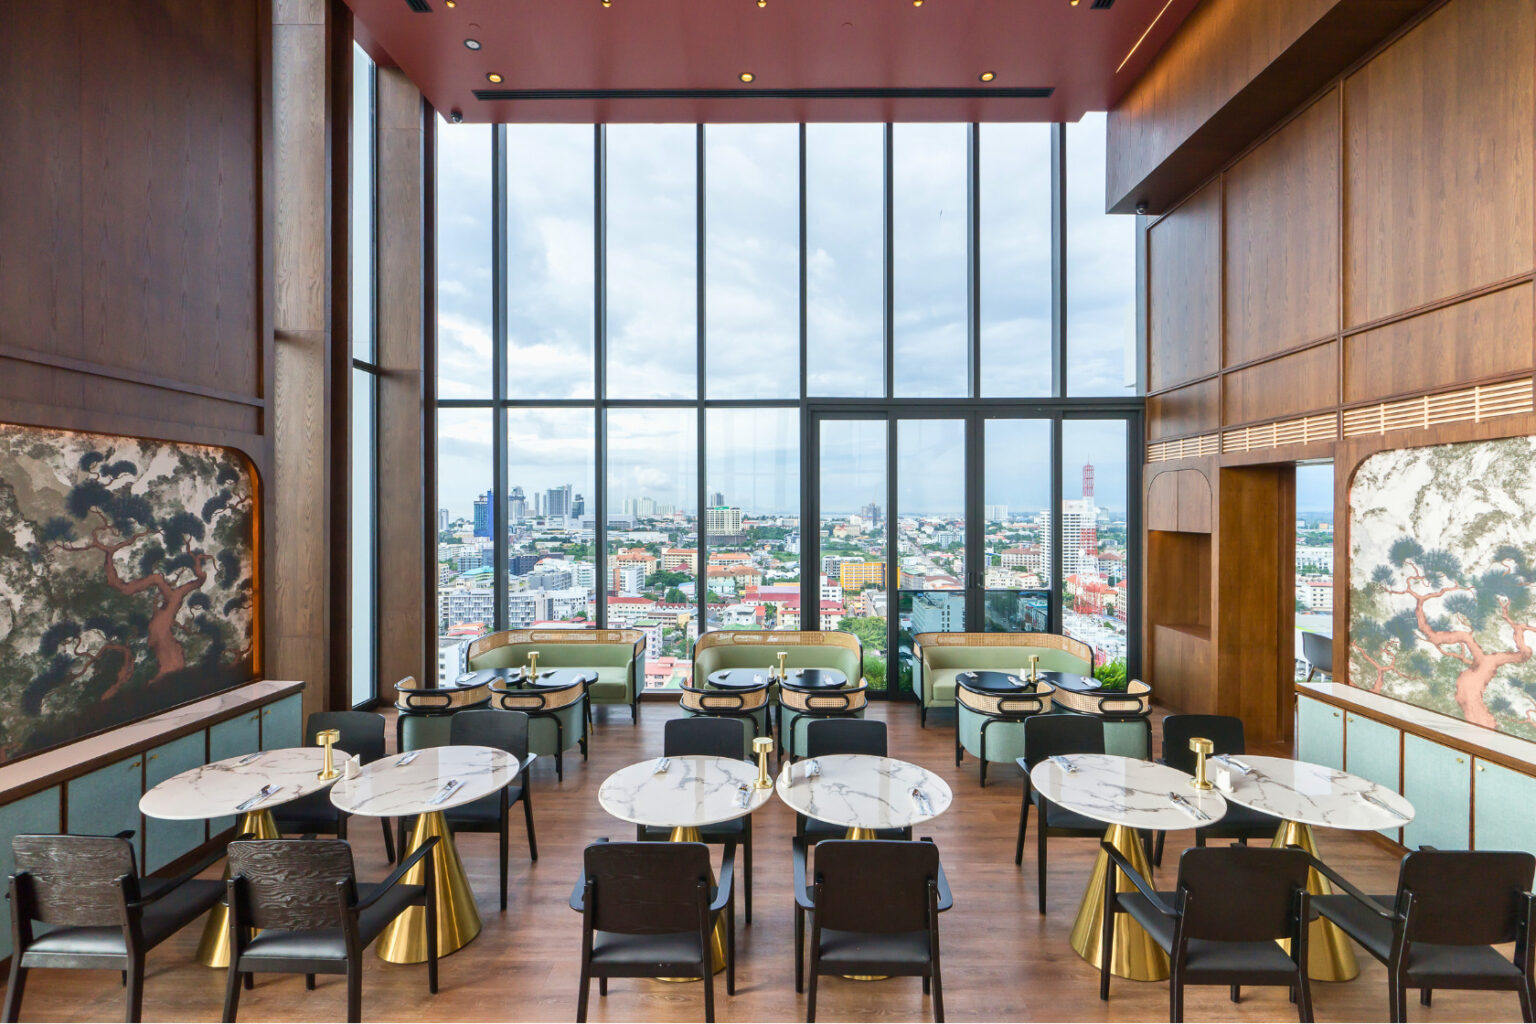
[349, 42, 379, 707]
[431, 117, 1142, 695]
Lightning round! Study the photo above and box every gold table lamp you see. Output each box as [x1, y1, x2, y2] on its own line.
[1028, 654, 1040, 682]
[316, 728, 342, 781]
[1188, 737, 1214, 790]
[775, 650, 788, 681]
[752, 736, 774, 789]
[527, 649, 540, 679]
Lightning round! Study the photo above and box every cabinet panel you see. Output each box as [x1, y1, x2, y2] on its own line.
[1344, 713, 1401, 841]
[260, 693, 303, 751]
[1296, 696, 1343, 769]
[0, 788, 63, 960]
[66, 754, 144, 865]
[1474, 759, 1536, 856]
[1402, 734, 1471, 851]
[143, 732, 208, 873]
[209, 710, 263, 836]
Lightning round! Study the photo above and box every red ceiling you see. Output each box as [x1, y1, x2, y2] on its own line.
[346, 0, 1199, 124]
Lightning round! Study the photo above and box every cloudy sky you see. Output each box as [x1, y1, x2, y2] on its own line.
[432, 114, 1136, 523]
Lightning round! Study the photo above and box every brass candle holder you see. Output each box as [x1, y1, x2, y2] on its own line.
[775, 650, 788, 682]
[316, 728, 342, 781]
[1029, 654, 1040, 683]
[1189, 736, 1214, 790]
[752, 736, 774, 789]
[527, 649, 540, 680]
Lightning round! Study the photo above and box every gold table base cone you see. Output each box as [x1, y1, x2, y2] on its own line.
[195, 810, 281, 968]
[377, 811, 482, 964]
[658, 826, 727, 980]
[1069, 823, 1171, 982]
[1272, 820, 1360, 982]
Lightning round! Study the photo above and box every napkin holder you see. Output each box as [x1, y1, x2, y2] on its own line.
[343, 755, 362, 780]
[1213, 764, 1235, 793]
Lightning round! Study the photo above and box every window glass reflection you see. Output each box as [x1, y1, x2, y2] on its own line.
[894, 123, 969, 397]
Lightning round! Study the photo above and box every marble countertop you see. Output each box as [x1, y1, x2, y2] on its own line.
[139, 746, 335, 820]
[1217, 754, 1415, 830]
[1298, 681, 1536, 772]
[1029, 754, 1227, 831]
[598, 756, 773, 829]
[329, 745, 520, 817]
[775, 754, 952, 831]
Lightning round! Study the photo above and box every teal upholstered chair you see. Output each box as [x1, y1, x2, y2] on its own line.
[466, 628, 645, 723]
[955, 677, 1054, 786]
[692, 630, 865, 753]
[913, 633, 1093, 727]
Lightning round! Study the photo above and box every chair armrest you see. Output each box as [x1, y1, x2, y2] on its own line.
[791, 837, 815, 910]
[1100, 840, 1177, 917]
[356, 836, 440, 911]
[709, 841, 737, 913]
[569, 837, 610, 912]
[519, 753, 538, 776]
[918, 837, 954, 911]
[1287, 846, 1397, 920]
[126, 831, 255, 909]
[114, 829, 137, 841]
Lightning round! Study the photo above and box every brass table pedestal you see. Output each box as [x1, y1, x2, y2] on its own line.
[376, 810, 482, 964]
[1272, 820, 1360, 982]
[659, 825, 728, 980]
[1068, 823, 1171, 982]
[195, 809, 281, 968]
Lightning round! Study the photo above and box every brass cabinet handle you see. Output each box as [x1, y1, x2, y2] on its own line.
[130, 760, 142, 768]
[148, 753, 158, 761]
[1456, 757, 1465, 764]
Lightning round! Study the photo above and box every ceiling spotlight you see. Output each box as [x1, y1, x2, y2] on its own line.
[758, 0, 767, 6]
[602, 0, 611, 6]
[979, 71, 996, 82]
[1070, 0, 1081, 5]
[486, 72, 503, 83]
[463, 37, 481, 49]
[912, 0, 923, 6]
[739, 71, 755, 83]
[444, 0, 456, 6]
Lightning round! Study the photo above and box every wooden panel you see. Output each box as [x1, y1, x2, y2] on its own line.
[1344, 0, 1535, 325]
[1148, 181, 1221, 391]
[1222, 343, 1339, 425]
[1224, 92, 1340, 365]
[1151, 624, 1213, 715]
[1147, 472, 1179, 532]
[1343, 285, 1534, 404]
[1176, 469, 1213, 533]
[1146, 378, 1219, 439]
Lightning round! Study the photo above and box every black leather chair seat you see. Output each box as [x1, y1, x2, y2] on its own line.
[274, 789, 342, 830]
[1120, 892, 1300, 981]
[816, 928, 931, 967]
[1406, 943, 1527, 984]
[444, 787, 523, 827]
[1038, 795, 1108, 833]
[240, 883, 424, 961]
[590, 929, 706, 966]
[1311, 893, 1396, 961]
[25, 878, 223, 959]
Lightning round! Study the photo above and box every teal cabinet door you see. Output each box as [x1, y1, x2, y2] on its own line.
[0, 788, 63, 960]
[209, 710, 263, 835]
[1474, 760, 1536, 855]
[1296, 697, 1344, 769]
[1402, 734, 1471, 851]
[143, 732, 209, 873]
[1344, 714, 1402, 841]
[261, 694, 303, 750]
[67, 754, 144, 865]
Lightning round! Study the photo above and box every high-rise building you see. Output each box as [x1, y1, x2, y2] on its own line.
[705, 506, 743, 535]
[838, 561, 886, 591]
[985, 503, 1010, 522]
[572, 493, 585, 516]
[709, 490, 724, 508]
[860, 502, 883, 527]
[439, 508, 449, 532]
[472, 491, 492, 539]
[510, 485, 527, 523]
[545, 484, 572, 519]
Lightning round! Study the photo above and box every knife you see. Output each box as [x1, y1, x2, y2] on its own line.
[395, 750, 421, 767]
[236, 784, 277, 812]
[1168, 791, 1212, 821]
[428, 779, 463, 806]
[236, 752, 263, 766]
[1213, 753, 1254, 775]
[653, 757, 671, 774]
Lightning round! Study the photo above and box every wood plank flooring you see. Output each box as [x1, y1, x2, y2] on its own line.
[10, 702, 1526, 1022]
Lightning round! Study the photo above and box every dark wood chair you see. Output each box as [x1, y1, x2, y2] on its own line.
[3, 832, 226, 1023]
[570, 839, 736, 1023]
[637, 717, 757, 925]
[797, 838, 950, 1022]
[1153, 714, 1282, 866]
[798, 719, 910, 841]
[222, 837, 439, 1023]
[1014, 713, 1108, 912]
[1100, 842, 1313, 1023]
[1308, 848, 1536, 1022]
[274, 711, 396, 862]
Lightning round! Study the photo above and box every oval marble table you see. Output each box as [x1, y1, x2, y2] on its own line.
[139, 746, 338, 968]
[1030, 753, 1227, 981]
[1214, 753, 1415, 982]
[330, 745, 522, 964]
[774, 754, 953, 839]
[599, 755, 774, 976]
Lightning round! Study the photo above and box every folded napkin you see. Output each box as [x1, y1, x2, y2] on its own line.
[236, 785, 278, 812]
[1049, 754, 1079, 774]
[803, 759, 821, 778]
[653, 757, 671, 775]
[395, 750, 421, 767]
[910, 787, 934, 817]
[735, 783, 752, 809]
[428, 779, 463, 806]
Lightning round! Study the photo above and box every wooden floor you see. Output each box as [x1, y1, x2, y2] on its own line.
[11, 702, 1527, 1023]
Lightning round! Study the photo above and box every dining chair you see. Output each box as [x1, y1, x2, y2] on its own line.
[680, 680, 773, 757]
[1099, 842, 1313, 1023]
[1014, 713, 1107, 912]
[796, 838, 951, 1022]
[274, 711, 396, 862]
[798, 719, 910, 842]
[1153, 714, 1281, 866]
[1307, 848, 1536, 1022]
[1301, 632, 1332, 681]
[4, 832, 227, 1023]
[436, 709, 539, 912]
[636, 717, 758, 925]
[222, 837, 439, 1024]
[780, 682, 869, 761]
[570, 839, 736, 1023]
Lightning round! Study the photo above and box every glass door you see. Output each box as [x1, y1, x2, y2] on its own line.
[894, 418, 970, 697]
[981, 417, 1054, 633]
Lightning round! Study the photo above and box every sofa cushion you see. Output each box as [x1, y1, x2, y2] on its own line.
[923, 645, 1090, 677]
[470, 642, 634, 671]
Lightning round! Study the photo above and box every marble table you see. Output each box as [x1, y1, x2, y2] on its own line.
[774, 754, 953, 839]
[599, 756, 773, 975]
[706, 668, 774, 690]
[138, 746, 339, 968]
[469, 666, 591, 690]
[1030, 753, 1228, 981]
[779, 668, 849, 690]
[1215, 753, 1415, 982]
[329, 745, 522, 964]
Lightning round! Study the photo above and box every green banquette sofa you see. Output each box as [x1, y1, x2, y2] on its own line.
[466, 627, 645, 723]
[912, 632, 1093, 727]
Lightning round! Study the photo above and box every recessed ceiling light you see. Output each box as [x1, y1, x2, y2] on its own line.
[602, 0, 611, 6]
[463, 38, 481, 50]
[979, 71, 996, 82]
[486, 72, 503, 84]
[912, 0, 923, 6]
[757, 0, 767, 6]
[739, 71, 755, 83]
[444, 0, 456, 6]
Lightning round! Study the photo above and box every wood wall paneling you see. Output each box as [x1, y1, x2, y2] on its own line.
[1177, 469, 1213, 532]
[1147, 377, 1219, 440]
[1146, 471, 1179, 532]
[1148, 180, 1222, 391]
[1222, 342, 1339, 426]
[1223, 92, 1341, 366]
[1343, 0, 1535, 326]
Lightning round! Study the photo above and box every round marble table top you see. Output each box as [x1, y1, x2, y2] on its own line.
[1213, 754, 1414, 830]
[707, 668, 774, 690]
[139, 747, 338, 821]
[956, 670, 1045, 694]
[599, 756, 773, 830]
[329, 745, 521, 817]
[1029, 753, 1228, 831]
[779, 668, 849, 690]
[775, 754, 952, 831]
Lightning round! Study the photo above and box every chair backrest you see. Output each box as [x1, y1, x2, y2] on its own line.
[780, 683, 869, 714]
[1397, 849, 1536, 946]
[811, 840, 938, 933]
[679, 682, 769, 714]
[805, 718, 888, 758]
[307, 710, 387, 764]
[1300, 632, 1332, 674]
[664, 716, 747, 759]
[492, 678, 585, 712]
[583, 842, 713, 935]
[11, 834, 137, 927]
[450, 707, 531, 761]
[1175, 846, 1310, 942]
[1160, 714, 1246, 774]
[1022, 713, 1104, 769]
[227, 839, 356, 931]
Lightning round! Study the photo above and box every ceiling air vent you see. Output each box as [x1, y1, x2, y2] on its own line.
[404, 0, 432, 11]
[1091, 0, 1115, 8]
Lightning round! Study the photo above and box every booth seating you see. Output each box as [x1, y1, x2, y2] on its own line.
[912, 633, 1093, 727]
[466, 629, 645, 724]
[678, 682, 773, 759]
[693, 630, 863, 701]
[955, 677, 1054, 787]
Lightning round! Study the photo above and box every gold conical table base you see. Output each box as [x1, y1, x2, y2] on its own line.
[195, 809, 281, 968]
[1069, 823, 1171, 981]
[376, 810, 483, 964]
[657, 825, 728, 980]
[1272, 820, 1360, 982]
